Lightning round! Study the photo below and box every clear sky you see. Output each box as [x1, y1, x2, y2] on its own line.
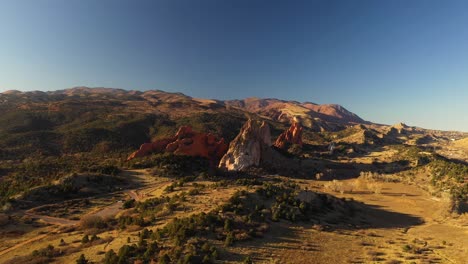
[0, 0, 467, 131]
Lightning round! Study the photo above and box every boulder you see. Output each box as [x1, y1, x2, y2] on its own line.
[274, 122, 303, 149]
[127, 126, 228, 165]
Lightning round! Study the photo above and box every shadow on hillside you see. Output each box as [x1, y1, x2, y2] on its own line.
[119, 169, 148, 188]
[302, 196, 425, 230]
[14, 170, 145, 210]
[217, 156, 414, 181]
[347, 201, 424, 229]
[222, 222, 320, 263]
[434, 153, 468, 166]
[244, 142, 418, 180]
[291, 158, 413, 180]
[230, 199, 423, 261]
[302, 142, 393, 159]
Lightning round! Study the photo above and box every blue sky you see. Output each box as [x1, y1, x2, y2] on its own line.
[0, 0, 467, 131]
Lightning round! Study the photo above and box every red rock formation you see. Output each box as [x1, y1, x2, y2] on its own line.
[127, 126, 228, 165]
[274, 122, 303, 149]
[127, 138, 175, 160]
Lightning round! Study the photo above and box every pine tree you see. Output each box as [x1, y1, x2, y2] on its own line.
[103, 249, 118, 264]
[224, 233, 234, 247]
[81, 234, 89, 244]
[76, 254, 88, 264]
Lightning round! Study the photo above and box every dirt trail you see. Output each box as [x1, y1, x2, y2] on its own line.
[90, 202, 123, 219]
[127, 190, 140, 200]
[23, 169, 154, 225]
[0, 227, 59, 257]
[85, 180, 171, 219]
[25, 212, 78, 226]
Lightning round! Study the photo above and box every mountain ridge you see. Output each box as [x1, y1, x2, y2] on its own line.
[2, 87, 466, 134]
[0, 86, 366, 128]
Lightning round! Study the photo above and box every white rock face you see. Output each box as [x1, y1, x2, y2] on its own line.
[218, 119, 272, 171]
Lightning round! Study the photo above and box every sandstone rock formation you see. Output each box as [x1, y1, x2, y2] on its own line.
[219, 119, 299, 172]
[218, 120, 271, 171]
[274, 122, 303, 149]
[218, 119, 272, 171]
[127, 126, 228, 165]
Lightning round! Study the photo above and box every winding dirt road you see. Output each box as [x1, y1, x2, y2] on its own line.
[0, 170, 156, 258]
[0, 227, 60, 257]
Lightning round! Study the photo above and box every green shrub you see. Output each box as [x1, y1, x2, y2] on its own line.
[103, 249, 118, 264]
[402, 244, 412, 252]
[159, 253, 171, 264]
[81, 235, 89, 244]
[122, 199, 136, 209]
[224, 233, 234, 247]
[243, 256, 253, 264]
[80, 215, 107, 230]
[76, 254, 88, 264]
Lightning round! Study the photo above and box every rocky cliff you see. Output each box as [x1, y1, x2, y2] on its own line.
[127, 126, 228, 165]
[274, 122, 303, 149]
[218, 119, 272, 171]
[219, 119, 298, 172]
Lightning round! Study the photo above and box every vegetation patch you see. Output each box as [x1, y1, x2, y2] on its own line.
[97, 181, 359, 263]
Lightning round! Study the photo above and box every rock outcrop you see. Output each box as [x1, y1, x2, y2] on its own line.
[127, 138, 175, 160]
[218, 119, 272, 171]
[219, 119, 297, 172]
[127, 126, 228, 165]
[390, 122, 417, 134]
[274, 122, 303, 149]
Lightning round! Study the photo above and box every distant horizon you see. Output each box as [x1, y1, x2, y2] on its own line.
[1, 1, 467, 132]
[0, 85, 358, 106]
[1, 85, 466, 133]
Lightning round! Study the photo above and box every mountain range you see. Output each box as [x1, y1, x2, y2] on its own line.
[0, 86, 366, 130]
